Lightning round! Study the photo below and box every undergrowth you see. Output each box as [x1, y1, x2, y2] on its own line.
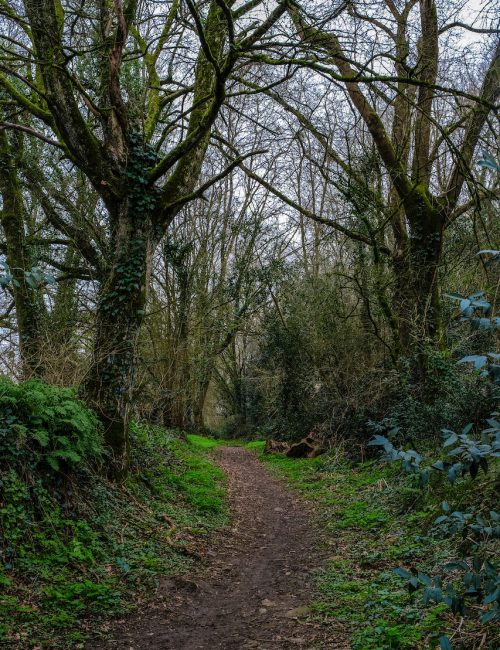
[250, 442, 499, 649]
[0, 382, 227, 649]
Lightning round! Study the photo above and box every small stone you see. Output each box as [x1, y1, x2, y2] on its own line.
[262, 598, 275, 607]
[259, 607, 267, 614]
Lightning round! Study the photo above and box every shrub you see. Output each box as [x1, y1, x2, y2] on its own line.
[0, 378, 103, 474]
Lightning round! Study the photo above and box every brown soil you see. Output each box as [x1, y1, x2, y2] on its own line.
[91, 447, 348, 649]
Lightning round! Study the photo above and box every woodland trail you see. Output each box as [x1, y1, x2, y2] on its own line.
[92, 447, 348, 649]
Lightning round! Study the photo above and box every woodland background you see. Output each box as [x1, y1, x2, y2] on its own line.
[0, 0, 499, 647]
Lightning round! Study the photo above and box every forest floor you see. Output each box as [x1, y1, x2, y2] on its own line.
[90, 446, 344, 650]
[6, 428, 497, 649]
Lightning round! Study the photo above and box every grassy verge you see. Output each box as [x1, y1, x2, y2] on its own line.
[0, 426, 227, 649]
[248, 441, 499, 649]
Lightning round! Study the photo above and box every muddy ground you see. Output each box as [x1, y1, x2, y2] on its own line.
[90, 447, 348, 649]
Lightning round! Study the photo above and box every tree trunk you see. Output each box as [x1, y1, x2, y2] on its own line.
[81, 200, 152, 477]
[192, 374, 211, 432]
[48, 247, 80, 348]
[162, 352, 190, 430]
[162, 250, 192, 430]
[0, 132, 45, 379]
[392, 197, 445, 377]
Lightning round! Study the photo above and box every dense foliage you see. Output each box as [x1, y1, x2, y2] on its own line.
[368, 231, 500, 647]
[0, 379, 102, 473]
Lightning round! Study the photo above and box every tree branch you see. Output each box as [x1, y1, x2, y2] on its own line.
[0, 122, 65, 150]
[239, 162, 392, 256]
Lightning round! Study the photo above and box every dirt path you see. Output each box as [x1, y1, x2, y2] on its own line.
[93, 447, 346, 649]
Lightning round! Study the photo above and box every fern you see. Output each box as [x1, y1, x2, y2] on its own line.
[0, 378, 103, 474]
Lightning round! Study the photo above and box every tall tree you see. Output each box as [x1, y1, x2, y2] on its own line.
[1, 0, 289, 473]
[241, 0, 499, 368]
[0, 131, 47, 378]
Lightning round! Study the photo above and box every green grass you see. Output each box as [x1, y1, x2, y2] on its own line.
[245, 440, 266, 453]
[186, 433, 220, 450]
[0, 426, 227, 648]
[249, 443, 499, 649]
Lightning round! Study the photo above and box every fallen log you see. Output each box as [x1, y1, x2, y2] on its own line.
[264, 439, 290, 454]
[286, 434, 324, 458]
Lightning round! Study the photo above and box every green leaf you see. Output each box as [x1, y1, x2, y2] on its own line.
[444, 292, 465, 301]
[443, 433, 458, 447]
[25, 274, 38, 289]
[447, 463, 462, 483]
[32, 429, 49, 447]
[408, 576, 419, 592]
[443, 561, 468, 571]
[478, 151, 500, 171]
[439, 635, 453, 650]
[480, 607, 500, 623]
[484, 588, 500, 605]
[47, 455, 60, 471]
[418, 572, 431, 586]
[457, 355, 488, 369]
